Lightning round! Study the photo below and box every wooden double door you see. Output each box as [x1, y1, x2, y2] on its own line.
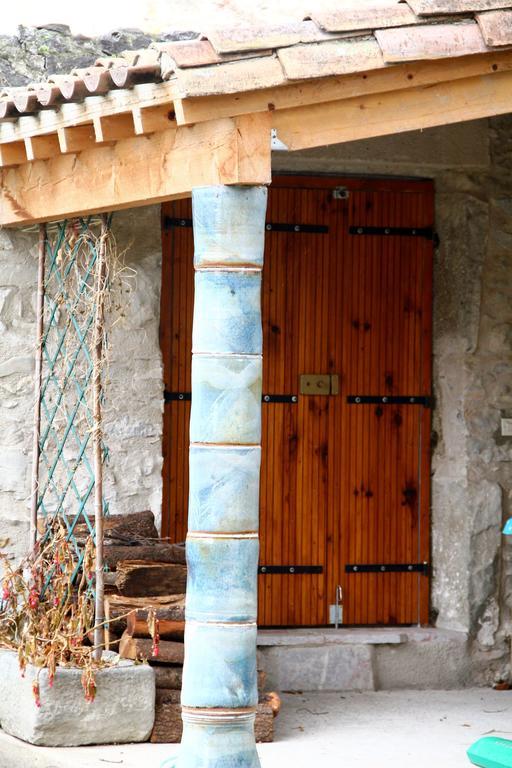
[161, 176, 433, 627]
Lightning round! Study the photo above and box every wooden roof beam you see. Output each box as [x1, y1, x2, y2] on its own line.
[93, 113, 135, 143]
[58, 124, 97, 154]
[272, 68, 512, 151]
[173, 49, 512, 126]
[132, 105, 177, 135]
[25, 134, 61, 162]
[0, 140, 27, 167]
[0, 113, 271, 227]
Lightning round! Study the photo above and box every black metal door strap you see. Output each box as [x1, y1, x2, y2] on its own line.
[259, 565, 323, 574]
[346, 563, 430, 575]
[164, 217, 328, 234]
[347, 395, 431, 406]
[165, 391, 298, 404]
[349, 225, 434, 239]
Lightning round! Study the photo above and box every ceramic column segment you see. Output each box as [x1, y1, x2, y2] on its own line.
[177, 185, 267, 768]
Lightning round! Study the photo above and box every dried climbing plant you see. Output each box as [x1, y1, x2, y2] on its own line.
[0, 216, 159, 705]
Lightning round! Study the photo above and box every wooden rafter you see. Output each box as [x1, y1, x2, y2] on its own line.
[0, 113, 271, 226]
[271, 68, 512, 151]
[173, 50, 512, 125]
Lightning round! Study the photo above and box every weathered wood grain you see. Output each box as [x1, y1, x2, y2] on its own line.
[153, 665, 183, 689]
[104, 542, 186, 569]
[115, 560, 187, 597]
[119, 632, 185, 663]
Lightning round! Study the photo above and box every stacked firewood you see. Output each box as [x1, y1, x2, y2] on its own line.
[101, 511, 280, 743]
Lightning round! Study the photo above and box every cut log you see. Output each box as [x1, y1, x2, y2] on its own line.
[105, 593, 186, 637]
[127, 615, 185, 641]
[115, 561, 187, 597]
[153, 665, 183, 690]
[65, 510, 159, 544]
[119, 631, 185, 663]
[150, 689, 182, 743]
[255, 701, 274, 743]
[263, 691, 281, 718]
[104, 542, 186, 569]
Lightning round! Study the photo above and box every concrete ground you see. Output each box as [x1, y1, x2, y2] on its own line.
[1, 689, 512, 768]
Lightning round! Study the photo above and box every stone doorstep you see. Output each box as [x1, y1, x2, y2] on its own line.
[257, 628, 471, 692]
[257, 627, 408, 647]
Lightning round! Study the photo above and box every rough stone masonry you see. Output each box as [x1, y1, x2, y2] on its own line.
[2, 25, 512, 685]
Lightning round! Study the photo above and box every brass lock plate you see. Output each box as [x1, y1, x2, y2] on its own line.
[300, 374, 332, 396]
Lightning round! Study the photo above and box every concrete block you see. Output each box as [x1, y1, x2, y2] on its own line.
[258, 643, 374, 692]
[0, 649, 155, 746]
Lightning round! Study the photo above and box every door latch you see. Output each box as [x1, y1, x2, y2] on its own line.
[300, 374, 340, 396]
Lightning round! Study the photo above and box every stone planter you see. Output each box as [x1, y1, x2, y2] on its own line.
[0, 648, 155, 746]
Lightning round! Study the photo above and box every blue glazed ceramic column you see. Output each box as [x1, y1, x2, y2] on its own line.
[178, 185, 267, 768]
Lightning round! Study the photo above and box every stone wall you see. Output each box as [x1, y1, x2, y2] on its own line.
[0, 206, 164, 561]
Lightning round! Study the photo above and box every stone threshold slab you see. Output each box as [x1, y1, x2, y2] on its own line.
[257, 628, 408, 646]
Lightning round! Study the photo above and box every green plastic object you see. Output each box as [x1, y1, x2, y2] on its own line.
[468, 737, 512, 767]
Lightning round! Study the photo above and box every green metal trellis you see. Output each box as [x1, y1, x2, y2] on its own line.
[30, 216, 111, 652]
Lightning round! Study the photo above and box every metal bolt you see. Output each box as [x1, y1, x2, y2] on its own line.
[266, 224, 272, 231]
[264, 395, 270, 402]
[290, 567, 295, 573]
[353, 566, 358, 572]
[382, 396, 388, 403]
[385, 228, 390, 235]
[355, 397, 361, 404]
[357, 227, 363, 234]
[261, 566, 267, 573]
[381, 566, 386, 572]
[294, 225, 300, 232]
[180, 220, 186, 226]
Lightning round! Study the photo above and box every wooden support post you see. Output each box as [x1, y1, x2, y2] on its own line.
[175, 186, 267, 766]
[29, 224, 46, 550]
[92, 214, 108, 661]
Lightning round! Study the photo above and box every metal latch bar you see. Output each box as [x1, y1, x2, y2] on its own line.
[259, 565, 323, 574]
[164, 217, 328, 234]
[346, 563, 430, 575]
[349, 225, 434, 239]
[347, 395, 432, 407]
[165, 391, 298, 404]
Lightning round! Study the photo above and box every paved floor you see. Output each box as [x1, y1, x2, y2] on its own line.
[1, 689, 512, 768]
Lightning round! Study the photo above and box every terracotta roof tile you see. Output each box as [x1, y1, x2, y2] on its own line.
[406, 0, 511, 14]
[476, 9, 512, 44]
[2, 5, 512, 127]
[154, 39, 272, 69]
[375, 20, 489, 61]
[206, 21, 334, 54]
[171, 55, 286, 97]
[278, 37, 385, 80]
[309, 3, 418, 33]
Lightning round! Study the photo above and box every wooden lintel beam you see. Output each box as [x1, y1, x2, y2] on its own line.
[174, 49, 512, 126]
[272, 68, 512, 152]
[93, 113, 135, 143]
[58, 124, 97, 154]
[0, 140, 27, 167]
[0, 113, 271, 227]
[24, 134, 61, 162]
[132, 105, 176, 135]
